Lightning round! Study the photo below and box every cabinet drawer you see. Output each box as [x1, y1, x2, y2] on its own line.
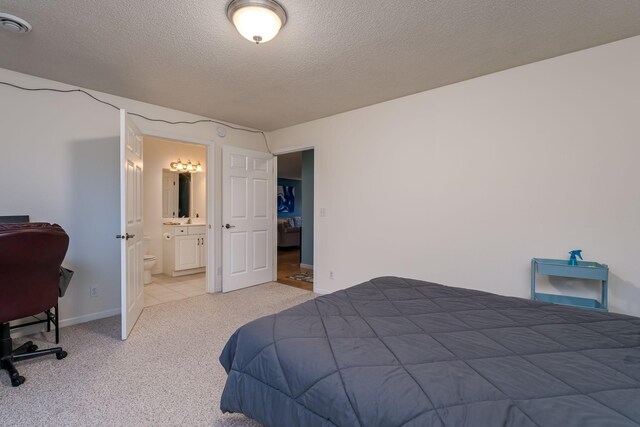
[188, 225, 206, 235]
[174, 227, 188, 235]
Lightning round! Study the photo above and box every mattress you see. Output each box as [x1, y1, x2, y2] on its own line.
[219, 276, 640, 426]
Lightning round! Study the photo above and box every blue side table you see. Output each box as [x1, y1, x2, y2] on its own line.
[531, 258, 609, 311]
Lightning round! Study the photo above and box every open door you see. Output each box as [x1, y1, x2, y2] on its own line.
[222, 146, 274, 292]
[119, 110, 144, 340]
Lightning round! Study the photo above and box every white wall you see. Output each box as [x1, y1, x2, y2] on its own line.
[142, 136, 207, 274]
[3, 33, 639, 327]
[269, 36, 640, 316]
[0, 67, 266, 329]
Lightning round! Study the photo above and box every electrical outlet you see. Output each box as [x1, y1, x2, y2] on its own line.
[329, 271, 334, 280]
[90, 287, 98, 297]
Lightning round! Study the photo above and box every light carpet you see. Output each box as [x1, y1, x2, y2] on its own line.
[0, 282, 315, 426]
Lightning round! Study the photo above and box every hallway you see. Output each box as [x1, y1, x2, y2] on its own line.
[276, 247, 313, 292]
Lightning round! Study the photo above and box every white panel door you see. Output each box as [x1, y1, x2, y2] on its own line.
[119, 110, 144, 340]
[222, 146, 274, 292]
[162, 170, 177, 218]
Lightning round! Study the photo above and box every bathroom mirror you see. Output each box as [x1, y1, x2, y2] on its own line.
[162, 169, 191, 218]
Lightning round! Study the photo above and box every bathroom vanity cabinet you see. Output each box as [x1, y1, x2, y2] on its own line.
[163, 224, 206, 276]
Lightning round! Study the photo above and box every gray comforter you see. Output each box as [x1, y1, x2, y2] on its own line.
[220, 276, 640, 426]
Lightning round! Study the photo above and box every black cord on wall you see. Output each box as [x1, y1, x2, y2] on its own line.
[0, 81, 272, 153]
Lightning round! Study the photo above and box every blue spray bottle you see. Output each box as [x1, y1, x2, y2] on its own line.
[568, 250, 583, 266]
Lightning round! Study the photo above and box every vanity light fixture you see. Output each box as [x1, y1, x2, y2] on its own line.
[170, 159, 184, 171]
[170, 159, 203, 173]
[227, 0, 287, 44]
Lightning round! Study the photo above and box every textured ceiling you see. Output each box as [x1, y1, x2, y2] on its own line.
[0, 1, 639, 131]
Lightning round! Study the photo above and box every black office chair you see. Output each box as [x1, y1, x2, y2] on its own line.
[0, 223, 69, 386]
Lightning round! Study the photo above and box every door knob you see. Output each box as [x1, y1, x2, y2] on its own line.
[224, 224, 235, 229]
[116, 233, 136, 240]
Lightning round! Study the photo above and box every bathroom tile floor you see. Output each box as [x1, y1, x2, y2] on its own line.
[144, 273, 207, 307]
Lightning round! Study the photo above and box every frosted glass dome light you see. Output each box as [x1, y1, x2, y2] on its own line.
[227, 0, 287, 44]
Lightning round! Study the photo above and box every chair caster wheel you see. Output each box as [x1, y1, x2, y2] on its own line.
[11, 375, 25, 387]
[56, 351, 67, 360]
[27, 344, 38, 352]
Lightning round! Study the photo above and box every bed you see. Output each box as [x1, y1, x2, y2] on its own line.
[219, 276, 640, 426]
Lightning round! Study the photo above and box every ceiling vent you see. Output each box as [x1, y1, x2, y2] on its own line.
[0, 13, 32, 34]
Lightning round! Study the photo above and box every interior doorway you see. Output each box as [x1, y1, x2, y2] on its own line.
[141, 136, 209, 306]
[275, 149, 314, 292]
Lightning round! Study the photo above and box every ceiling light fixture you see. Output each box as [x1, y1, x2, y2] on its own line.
[227, 0, 287, 44]
[0, 13, 32, 34]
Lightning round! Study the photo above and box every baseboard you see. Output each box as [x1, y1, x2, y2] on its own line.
[166, 267, 205, 278]
[59, 308, 120, 328]
[10, 308, 120, 339]
[300, 263, 314, 270]
[313, 287, 330, 295]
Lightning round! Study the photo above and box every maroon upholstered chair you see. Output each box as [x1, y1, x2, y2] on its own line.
[0, 223, 69, 387]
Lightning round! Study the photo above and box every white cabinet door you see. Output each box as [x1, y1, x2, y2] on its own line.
[175, 235, 200, 270]
[199, 235, 206, 267]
